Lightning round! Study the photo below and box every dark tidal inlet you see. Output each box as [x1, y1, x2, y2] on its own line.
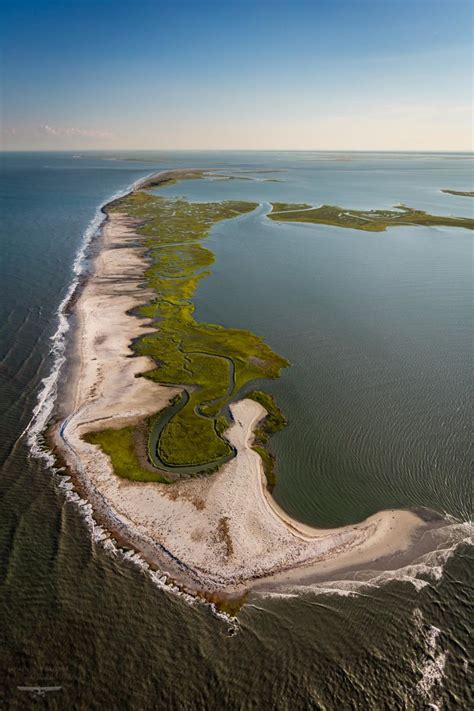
[0, 151, 472, 709]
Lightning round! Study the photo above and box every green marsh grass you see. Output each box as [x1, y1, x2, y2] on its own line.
[268, 203, 474, 231]
[87, 188, 289, 477]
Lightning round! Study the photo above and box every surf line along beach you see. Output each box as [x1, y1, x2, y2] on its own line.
[49, 169, 429, 602]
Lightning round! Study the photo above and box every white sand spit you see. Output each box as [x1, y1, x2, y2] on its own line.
[53, 209, 426, 595]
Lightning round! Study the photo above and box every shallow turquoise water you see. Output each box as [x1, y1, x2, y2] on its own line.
[0, 151, 471, 708]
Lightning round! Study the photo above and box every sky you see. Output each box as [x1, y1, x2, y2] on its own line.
[0, 0, 472, 151]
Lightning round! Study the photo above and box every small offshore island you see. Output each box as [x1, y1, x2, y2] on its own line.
[441, 188, 474, 197]
[268, 202, 474, 230]
[51, 169, 466, 609]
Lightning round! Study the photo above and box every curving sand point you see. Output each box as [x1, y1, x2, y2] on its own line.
[52, 188, 428, 598]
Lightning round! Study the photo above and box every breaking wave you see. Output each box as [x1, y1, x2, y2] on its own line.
[23, 172, 156, 460]
[258, 520, 472, 599]
[413, 608, 448, 708]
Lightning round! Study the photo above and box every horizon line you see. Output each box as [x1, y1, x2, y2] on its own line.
[1, 148, 473, 154]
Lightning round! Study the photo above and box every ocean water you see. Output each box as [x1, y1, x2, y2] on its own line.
[0, 151, 472, 708]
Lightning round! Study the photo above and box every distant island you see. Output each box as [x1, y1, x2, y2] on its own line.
[441, 189, 474, 197]
[267, 202, 474, 231]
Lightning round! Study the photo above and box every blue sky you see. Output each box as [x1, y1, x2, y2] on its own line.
[1, 0, 472, 150]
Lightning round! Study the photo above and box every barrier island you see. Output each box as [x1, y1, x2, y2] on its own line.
[52, 170, 431, 603]
[267, 202, 474, 231]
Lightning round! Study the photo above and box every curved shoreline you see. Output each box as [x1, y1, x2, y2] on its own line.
[50, 173, 435, 597]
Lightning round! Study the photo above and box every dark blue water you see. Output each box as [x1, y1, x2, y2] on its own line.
[0, 151, 471, 708]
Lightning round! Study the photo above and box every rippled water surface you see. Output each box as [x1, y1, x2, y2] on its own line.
[194, 209, 472, 526]
[0, 151, 472, 708]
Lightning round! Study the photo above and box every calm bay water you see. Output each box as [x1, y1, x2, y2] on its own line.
[0, 151, 472, 708]
[194, 206, 472, 527]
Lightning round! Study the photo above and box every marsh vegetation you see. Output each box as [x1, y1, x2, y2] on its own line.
[87, 179, 289, 480]
[268, 202, 474, 231]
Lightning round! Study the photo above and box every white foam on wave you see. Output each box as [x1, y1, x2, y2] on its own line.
[23, 172, 156, 461]
[257, 519, 473, 602]
[251, 590, 300, 601]
[412, 608, 448, 708]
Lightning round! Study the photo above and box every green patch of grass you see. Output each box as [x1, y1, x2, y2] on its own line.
[158, 392, 233, 467]
[252, 444, 277, 490]
[268, 203, 474, 231]
[246, 390, 288, 490]
[84, 427, 169, 482]
[215, 415, 230, 436]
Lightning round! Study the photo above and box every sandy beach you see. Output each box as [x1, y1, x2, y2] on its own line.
[52, 187, 430, 597]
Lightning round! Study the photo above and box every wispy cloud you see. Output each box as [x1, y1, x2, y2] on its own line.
[39, 125, 114, 139]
